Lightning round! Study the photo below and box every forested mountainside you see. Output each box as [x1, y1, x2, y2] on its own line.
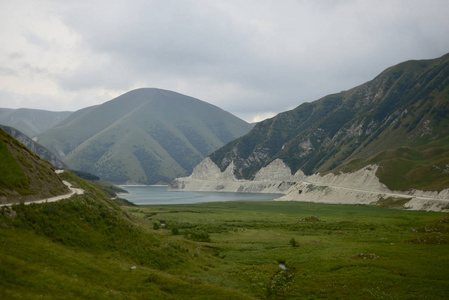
[0, 108, 71, 137]
[0, 125, 66, 169]
[36, 88, 253, 184]
[0, 127, 69, 204]
[209, 53, 449, 181]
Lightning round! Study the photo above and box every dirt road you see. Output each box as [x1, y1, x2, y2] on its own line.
[0, 177, 84, 207]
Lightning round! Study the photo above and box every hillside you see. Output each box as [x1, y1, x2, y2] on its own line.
[0, 127, 69, 205]
[0, 108, 72, 137]
[208, 52, 449, 190]
[0, 125, 66, 169]
[36, 88, 253, 184]
[0, 171, 252, 299]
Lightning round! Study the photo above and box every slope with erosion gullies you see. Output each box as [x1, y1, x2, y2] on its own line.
[0, 107, 72, 137]
[0, 127, 69, 205]
[37, 88, 253, 184]
[210, 52, 449, 188]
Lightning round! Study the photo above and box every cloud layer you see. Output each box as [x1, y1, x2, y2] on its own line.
[1, 0, 449, 122]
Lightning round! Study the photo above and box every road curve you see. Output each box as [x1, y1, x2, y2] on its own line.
[0, 175, 84, 207]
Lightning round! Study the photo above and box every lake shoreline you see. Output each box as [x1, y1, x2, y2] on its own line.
[120, 185, 282, 206]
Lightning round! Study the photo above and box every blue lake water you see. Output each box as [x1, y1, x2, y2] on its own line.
[119, 185, 282, 205]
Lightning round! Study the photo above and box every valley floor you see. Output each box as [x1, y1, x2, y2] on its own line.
[2, 196, 449, 299]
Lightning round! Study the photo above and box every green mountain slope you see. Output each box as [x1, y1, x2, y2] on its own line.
[209, 53, 449, 190]
[334, 135, 449, 192]
[37, 88, 253, 184]
[0, 125, 66, 169]
[0, 108, 72, 137]
[0, 171, 250, 299]
[0, 127, 69, 204]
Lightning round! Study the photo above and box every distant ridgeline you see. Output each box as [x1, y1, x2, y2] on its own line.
[36, 88, 253, 185]
[0, 108, 72, 137]
[207, 52, 449, 188]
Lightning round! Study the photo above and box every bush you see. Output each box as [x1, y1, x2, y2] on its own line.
[289, 238, 298, 247]
[171, 225, 179, 235]
[185, 230, 210, 242]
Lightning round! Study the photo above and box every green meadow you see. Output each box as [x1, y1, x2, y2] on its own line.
[1, 173, 448, 299]
[133, 202, 449, 299]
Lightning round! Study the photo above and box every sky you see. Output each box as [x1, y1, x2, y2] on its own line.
[1, 0, 449, 123]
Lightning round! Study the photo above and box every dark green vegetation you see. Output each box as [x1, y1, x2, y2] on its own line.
[0, 125, 66, 169]
[36, 88, 253, 184]
[210, 53, 449, 191]
[0, 108, 72, 137]
[1, 173, 448, 299]
[0, 128, 68, 204]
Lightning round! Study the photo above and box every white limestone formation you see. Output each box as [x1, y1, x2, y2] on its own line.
[170, 158, 449, 212]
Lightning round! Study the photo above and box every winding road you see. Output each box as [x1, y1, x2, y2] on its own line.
[1, 172, 84, 207]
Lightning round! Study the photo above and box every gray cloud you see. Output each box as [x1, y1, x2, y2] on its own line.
[1, 0, 449, 121]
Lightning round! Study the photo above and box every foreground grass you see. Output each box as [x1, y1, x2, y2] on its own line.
[1, 174, 448, 299]
[131, 201, 449, 299]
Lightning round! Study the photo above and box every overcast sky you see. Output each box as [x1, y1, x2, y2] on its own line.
[1, 0, 449, 122]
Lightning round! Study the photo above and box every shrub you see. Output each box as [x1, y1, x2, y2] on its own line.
[289, 238, 298, 247]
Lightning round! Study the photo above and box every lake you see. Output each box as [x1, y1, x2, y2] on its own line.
[119, 185, 283, 205]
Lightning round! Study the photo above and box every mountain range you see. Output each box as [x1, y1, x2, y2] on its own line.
[207, 53, 449, 191]
[36, 88, 253, 184]
[2, 53, 448, 192]
[0, 108, 72, 137]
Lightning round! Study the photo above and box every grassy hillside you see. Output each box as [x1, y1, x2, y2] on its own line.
[37, 88, 252, 184]
[0, 108, 71, 137]
[0, 171, 250, 299]
[0, 128, 69, 204]
[1, 174, 448, 298]
[334, 135, 449, 192]
[209, 53, 449, 190]
[1, 125, 66, 169]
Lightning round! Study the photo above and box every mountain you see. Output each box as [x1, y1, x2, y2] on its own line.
[0, 125, 66, 169]
[36, 88, 253, 184]
[0, 127, 69, 205]
[208, 53, 449, 191]
[0, 108, 72, 137]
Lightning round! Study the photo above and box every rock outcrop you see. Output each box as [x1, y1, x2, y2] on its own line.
[170, 158, 298, 194]
[170, 158, 449, 212]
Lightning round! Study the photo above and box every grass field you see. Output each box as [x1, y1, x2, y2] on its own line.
[1, 175, 448, 299]
[129, 201, 449, 299]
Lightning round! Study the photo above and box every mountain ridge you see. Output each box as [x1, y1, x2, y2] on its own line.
[0, 108, 72, 137]
[208, 52, 449, 181]
[37, 88, 253, 184]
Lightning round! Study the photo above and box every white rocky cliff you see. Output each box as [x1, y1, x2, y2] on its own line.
[170, 158, 449, 212]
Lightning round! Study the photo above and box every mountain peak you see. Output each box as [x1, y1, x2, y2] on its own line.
[36, 89, 253, 184]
